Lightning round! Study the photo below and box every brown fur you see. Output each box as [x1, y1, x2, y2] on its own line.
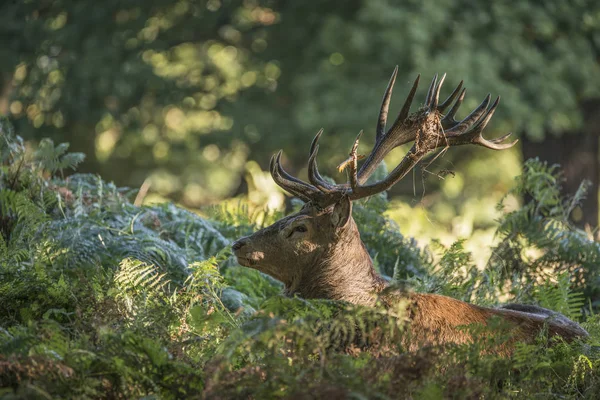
[392, 293, 587, 354]
[232, 199, 588, 352]
[230, 71, 587, 353]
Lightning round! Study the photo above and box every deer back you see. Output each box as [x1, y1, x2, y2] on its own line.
[391, 293, 588, 353]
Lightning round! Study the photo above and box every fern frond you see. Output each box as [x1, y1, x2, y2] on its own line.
[34, 138, 85, 176]
[115, 258, 170, 295]
[535, 272, 586, 319]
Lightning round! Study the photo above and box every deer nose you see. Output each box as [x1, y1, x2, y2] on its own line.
[232, 239, 247, 251]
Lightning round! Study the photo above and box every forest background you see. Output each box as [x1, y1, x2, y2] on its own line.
[2, 1, 600, 398]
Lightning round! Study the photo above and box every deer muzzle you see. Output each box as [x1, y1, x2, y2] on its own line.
[231, 238, 265, 267]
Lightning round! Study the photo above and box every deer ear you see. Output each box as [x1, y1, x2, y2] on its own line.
[331, 196, 352, 229]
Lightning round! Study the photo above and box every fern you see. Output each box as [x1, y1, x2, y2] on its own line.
[2, 121, 600, 399]
[352, 193, 428, 279]
[488, 158, 600, 307]
[535, 272, 586, 320]
[34, 138, 85, 177]
[115, 258, 171, 295]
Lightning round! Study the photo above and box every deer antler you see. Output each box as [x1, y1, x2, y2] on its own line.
[271, 67, 517, 207]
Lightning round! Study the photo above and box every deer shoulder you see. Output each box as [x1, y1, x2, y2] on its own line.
[232, 67, 588, 351]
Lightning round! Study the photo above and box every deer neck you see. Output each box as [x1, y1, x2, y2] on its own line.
[285, 220, 387, 305]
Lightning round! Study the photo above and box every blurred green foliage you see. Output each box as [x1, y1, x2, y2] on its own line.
[1, 0, 599, 208]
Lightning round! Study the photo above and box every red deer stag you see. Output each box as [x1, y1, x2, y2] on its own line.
[232, 67, 588, 350]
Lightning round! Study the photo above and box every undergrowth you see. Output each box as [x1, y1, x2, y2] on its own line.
[1, 117, 599, 399]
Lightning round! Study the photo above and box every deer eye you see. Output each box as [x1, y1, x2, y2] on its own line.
[287, 224, 307, 238]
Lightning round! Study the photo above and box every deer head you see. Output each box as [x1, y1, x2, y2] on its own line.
[232, 67, 516, 305]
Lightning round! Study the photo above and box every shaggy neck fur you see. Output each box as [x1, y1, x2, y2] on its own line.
[285, 219, 387, 305]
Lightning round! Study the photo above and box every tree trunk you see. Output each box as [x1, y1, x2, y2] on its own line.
[521, 100, 600, 229]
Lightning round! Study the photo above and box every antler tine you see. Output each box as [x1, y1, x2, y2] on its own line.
[270, 152, 315, 202]
[394, 74, 421, 128]
[424, 74, 438, 107]
[310, 128, 323, 155]
[438, 80, 463, 113]
[429, 73, 446, 110]
[446, 96, 518, 150]
[274, 151, 312, 188]
[357, 74, 421, 185]
[445, 94, 491, 135]
[307, 129, 335, 191]
[307, 132, 335, 193]
[274, 152, 320, 197]
[474, 95, 501, 132]
[379, 71, 421, 139]
[441, 88, 466, 129]
[376, 66, 398, 141]
[488, 131, 514, 144]
[476, 133, 518, 150]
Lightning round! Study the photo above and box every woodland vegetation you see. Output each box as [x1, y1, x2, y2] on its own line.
[1, 0, 599, 225]
[2, 1, 600, 398]
[1, 118, 600, 398]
